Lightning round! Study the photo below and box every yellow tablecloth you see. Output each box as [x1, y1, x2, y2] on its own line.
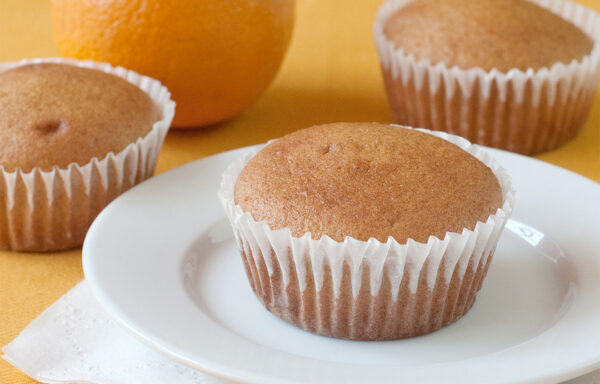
[0, 0, 598, 382]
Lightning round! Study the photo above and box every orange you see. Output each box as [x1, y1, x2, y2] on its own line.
[51, 0, 294, 128]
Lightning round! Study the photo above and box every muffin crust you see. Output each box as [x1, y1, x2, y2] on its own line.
[0, 63, 160, 172]
[384, 0, 593, 72]
[235, 122, 503, 243]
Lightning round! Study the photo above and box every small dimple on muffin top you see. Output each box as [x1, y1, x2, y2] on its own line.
[383, 0, 594, 72]
[234, 122, 503, 244]
[0, 63, 160, 172]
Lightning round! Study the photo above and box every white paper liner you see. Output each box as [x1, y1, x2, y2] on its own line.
[374, 0, 600, 155]
[0, 58, 175, 252]
[218, 125, 515, 340]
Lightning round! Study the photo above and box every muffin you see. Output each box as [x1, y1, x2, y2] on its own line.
[375, 0, 600, 155]
[219, 122, 515, 340]
[0, 58, 175, 252]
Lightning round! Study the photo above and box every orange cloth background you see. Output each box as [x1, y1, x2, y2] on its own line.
[0, 0, 598, 382]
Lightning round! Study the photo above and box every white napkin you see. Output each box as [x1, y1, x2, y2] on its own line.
[2, 281, 599, 384]
[2, 281, 223, 384]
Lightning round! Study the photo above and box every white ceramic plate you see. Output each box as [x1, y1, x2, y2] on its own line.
[83, 145, 600, 384]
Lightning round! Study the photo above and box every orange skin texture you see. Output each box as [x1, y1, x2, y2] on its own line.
[51, 0, 294, 128]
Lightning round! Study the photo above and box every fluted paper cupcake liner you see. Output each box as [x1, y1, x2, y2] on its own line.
[375, 0, 600, 155]
[219, 126, 515, 340]
[0, 58, 175, 252]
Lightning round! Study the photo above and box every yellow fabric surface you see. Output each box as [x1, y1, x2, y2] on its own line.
[0, 0, 598, 382]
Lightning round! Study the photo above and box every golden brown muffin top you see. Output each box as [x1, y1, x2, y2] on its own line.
[383, 0, 593, 72]
[234, 123, 503, 243]
[0, 63, 160, 172]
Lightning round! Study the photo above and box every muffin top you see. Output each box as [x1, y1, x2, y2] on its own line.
[0, 63, 160, 172]
[383, 0, 594, 72]
[234, 122, 503, 243]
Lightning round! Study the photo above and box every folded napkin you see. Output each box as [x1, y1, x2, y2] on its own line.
[3, 281, 599, 384]
[2, 281, 223, 384]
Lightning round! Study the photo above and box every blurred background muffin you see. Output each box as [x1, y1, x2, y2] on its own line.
[375, 0, 600, 155]
[0, 59, 174, 251]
